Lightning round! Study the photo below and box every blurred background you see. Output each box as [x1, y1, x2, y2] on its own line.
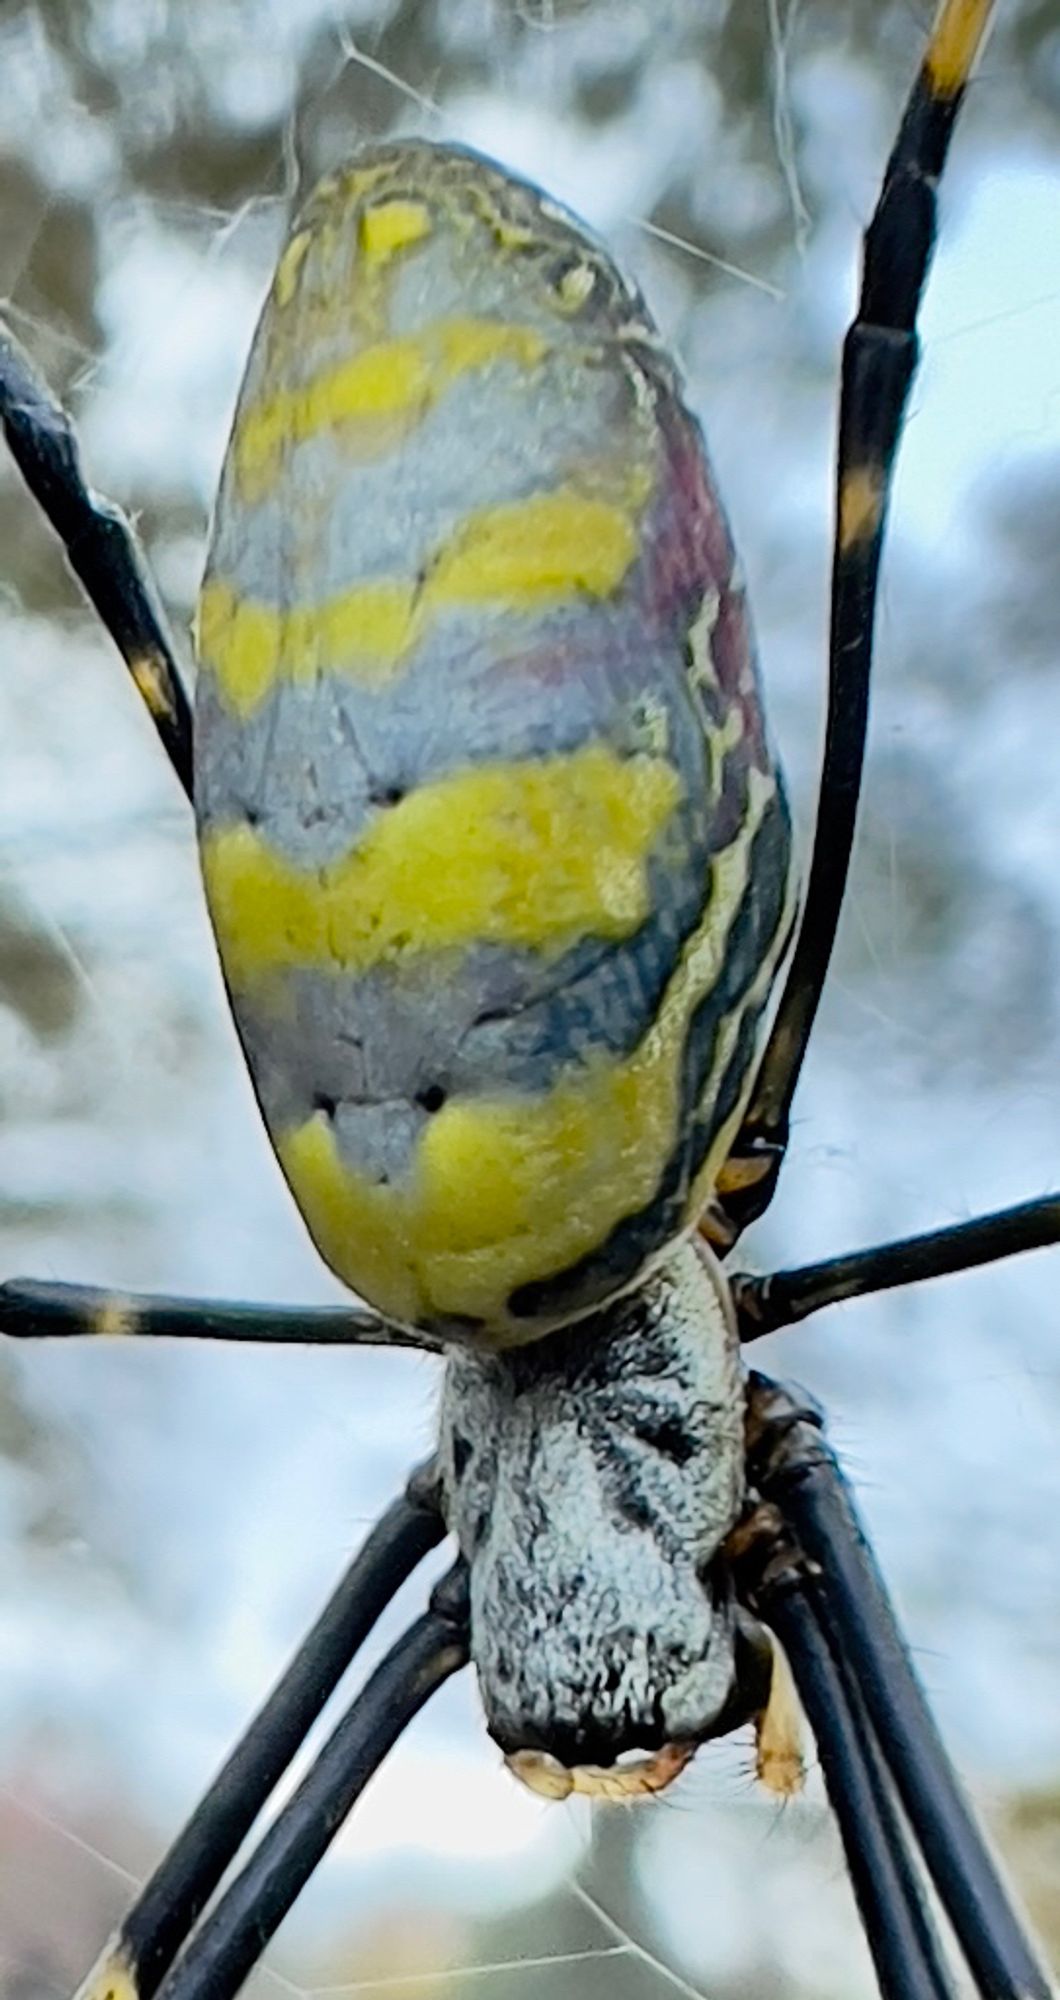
[0, 2, 1058, 1995]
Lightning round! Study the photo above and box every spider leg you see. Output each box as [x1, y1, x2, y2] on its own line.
[734, 1192, 1060, 1337]
[712, 0, 999, 1245]
[150, 1564, 469, 2000]
[0, 1275, 439, 1349]
[745, 1374, 1056, 2000]
[0, 319, 193, 798]
[738, 1532, 956, 2000]
[76, 1464, 447, 2000]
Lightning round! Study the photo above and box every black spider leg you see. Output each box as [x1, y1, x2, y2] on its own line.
[713, 0, 999, 1244]
[0, 321, 442, 1359]
[0, 320, 193, 799]
[0, 1275, 440, 1350]
[77, 1464, 447, 2000]
[0, 328, 448, 1359]
[735, 1191, 1060, 1336]
[151, 1563, 469, 2000]
[734, 1514, 955, 2000]
[744, 1374, 1056, 2000]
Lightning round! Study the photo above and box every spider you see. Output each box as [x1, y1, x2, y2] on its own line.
[0, 2, 1057, 1997]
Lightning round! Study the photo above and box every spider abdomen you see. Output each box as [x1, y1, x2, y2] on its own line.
[194, 141, 794, 1342]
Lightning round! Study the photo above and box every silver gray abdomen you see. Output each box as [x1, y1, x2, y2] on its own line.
[439, 1242, 745, 1765]
[195, 141, 795, 1343]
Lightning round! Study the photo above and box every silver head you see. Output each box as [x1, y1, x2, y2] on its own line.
[438, 1241, 746, 1780]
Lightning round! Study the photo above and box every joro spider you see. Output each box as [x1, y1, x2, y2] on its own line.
[1, 2, 1057, 1997]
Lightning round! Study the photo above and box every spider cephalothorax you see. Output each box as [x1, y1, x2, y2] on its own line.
[440, 1242, 747, 1776]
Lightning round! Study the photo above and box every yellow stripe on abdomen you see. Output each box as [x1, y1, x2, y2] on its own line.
[197, 577, 419, 713]
[199, 484, 645, 716]
[358, 196, 432, 263]
[201, 745, 683, 983]
[234, 316, 548, 500]
[273, 777, 772, 1337]
[427, 486, 639, 604]
[278, 1050, 669, 1332]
